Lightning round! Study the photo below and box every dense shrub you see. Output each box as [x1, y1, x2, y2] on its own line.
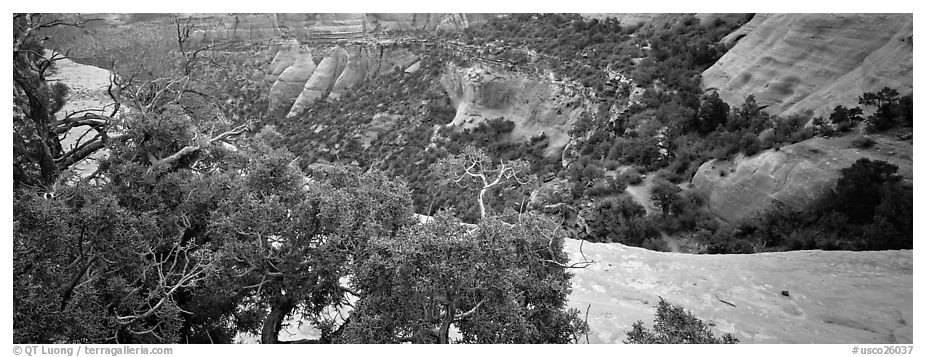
[625, 298, 738, 344]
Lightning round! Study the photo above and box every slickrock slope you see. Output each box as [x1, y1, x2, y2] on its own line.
[565, 239, 912, 344]
[702, 14, 912, 117]
[691, 133, 912, 223]
[440, 63, 597, 156]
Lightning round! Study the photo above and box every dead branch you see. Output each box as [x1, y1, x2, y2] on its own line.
[115, 246, 215, 325]
[714, 294, 736, 308]
[150, 123, 250, 171]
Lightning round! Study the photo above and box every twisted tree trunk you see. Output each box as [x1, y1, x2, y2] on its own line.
[260, 298, 295, 344]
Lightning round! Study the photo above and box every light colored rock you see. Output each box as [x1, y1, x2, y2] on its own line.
[327, 44, 418, 101]
[691, 134, 912, 223]
[287, 47, 349, 118]
[264, 39, 300, 85]
[404, 60, 421, 74]
[702, 14, 912, 117]
[440, 63, 595, 157]
[187, 13, 486, 45]
[565, 239, 912, 344]
[267, 48, 316, 115]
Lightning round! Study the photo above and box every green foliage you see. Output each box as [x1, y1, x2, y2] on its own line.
[587, 196, 660, 245]
[625, 298, 738, 344]
[704, 158, 912, 253]
[851, 136, 876, 149]
[696, 92, 730, 134]
[343, 213, 588, 343]
[829, 105, 864, 125]
[859, 87, 912, 131]
[650, 178, 681, 217]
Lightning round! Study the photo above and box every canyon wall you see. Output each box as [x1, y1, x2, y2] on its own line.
[187, 13, 491, 44]
[440, 63, 597, 156]
[261, 41, 420, 118]
[701, 13, 912, 117]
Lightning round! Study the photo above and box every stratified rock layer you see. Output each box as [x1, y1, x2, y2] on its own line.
[566, 239, 912, 344]
[702, 14, 912, 117]
[691, 133, 912, 223]
[188, 13, 489, 45]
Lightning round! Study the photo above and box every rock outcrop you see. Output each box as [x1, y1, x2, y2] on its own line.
[702, 13, 912, 117]
[287, 47, 349, 118]
[267, 45, 316, 115]
[691, 133, 912, 223]
[440, 63, 597, 156]
[264, 39, 300, 85]
[566, 239, 912, 343]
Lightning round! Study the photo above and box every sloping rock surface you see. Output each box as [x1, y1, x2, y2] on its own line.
[702, 13, 912, 117]
[565, 239, 912, 344]
[691, 133, 912, 223]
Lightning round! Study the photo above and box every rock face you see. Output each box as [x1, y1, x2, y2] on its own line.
[267, 45, 316, 115]
[188, 13, 489, 45]
[691, 133, 912, 223]
[440, 63, 597, 156]
[261, 40, 420, 117]
[329, 43, 419, 101]
[565, 239, 912, 343]
[702, 14, 912, 117]
[264, 39, 300, 85]
[287, 47, 350, 117]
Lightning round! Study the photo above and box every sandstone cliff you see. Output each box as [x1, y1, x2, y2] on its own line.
[287, 47, 350, 118]
[440, 63, 597, 156]
[691, 133, 912, 223]
[702, 14, 912, 117]
[188, 13, 489, 45]
[267, 45, 316, 115]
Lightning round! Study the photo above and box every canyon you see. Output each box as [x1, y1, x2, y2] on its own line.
[40, 13, 914, 344]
